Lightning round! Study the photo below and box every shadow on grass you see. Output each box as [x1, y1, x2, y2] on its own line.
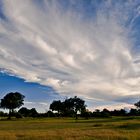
[0, 118, 22, 121]
[117, 123, 140, 130]
[67, 116, 139, 124]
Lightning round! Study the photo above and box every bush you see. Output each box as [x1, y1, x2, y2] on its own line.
[15, 113, 23, 118]
[46, 111, 55, 117]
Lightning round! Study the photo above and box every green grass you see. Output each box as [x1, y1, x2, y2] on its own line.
[0, 117, 140, 140]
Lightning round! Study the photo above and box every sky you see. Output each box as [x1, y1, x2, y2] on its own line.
[0, 0, 140, 112]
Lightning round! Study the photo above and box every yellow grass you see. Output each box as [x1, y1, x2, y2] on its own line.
[0, 117, 139, 140]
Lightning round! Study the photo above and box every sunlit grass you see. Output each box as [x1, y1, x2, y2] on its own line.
[0, 117, 140, 139]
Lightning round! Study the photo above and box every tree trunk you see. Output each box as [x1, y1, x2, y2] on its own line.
[58, 110, 61, 117]
[75, 111, 78, 120]
[8, 109, 11, 120]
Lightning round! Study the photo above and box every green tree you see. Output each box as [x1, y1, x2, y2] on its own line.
[65, 96, 86, 119]
[18, 107, 29, 117]
[0, 92, 25, 119]
[50, 96, 86, 119]
[29, 108, 38, 117]
[69, 96, 86, 119]
[49, 100, 63, 115]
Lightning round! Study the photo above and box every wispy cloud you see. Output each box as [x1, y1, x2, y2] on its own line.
[0, 0, 140, 109]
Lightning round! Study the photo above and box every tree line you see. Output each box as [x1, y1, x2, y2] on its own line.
[0, 92, 140, 119]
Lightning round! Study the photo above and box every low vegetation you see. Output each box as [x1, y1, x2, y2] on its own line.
[0, 117, 139, 140]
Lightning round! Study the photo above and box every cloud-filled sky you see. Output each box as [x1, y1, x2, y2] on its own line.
[0, 0, 140, 112]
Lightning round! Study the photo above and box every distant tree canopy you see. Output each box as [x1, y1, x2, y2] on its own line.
[18, 107, 29, 117]
[50, 96, 86, 119]
[50, 100, 62, 115]
[1, 92, 140, 119]
[0, 92, 25, 119]
[18, 107, 38, 117]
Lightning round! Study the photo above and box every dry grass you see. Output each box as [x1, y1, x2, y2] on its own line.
[0, 117, 140, 140]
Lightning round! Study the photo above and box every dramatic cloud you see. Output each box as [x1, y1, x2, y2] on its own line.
[0, 0, 140, 109]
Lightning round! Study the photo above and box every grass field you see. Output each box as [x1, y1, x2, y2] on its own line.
[0, 117, 140, 140]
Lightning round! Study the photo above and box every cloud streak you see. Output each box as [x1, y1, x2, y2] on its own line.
[0, 0, 140, 109]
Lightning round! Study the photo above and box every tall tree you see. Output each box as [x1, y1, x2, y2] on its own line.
[62, 98, 74, 117]
[65, 96, 86, 119]
[72, 96, 86, 119]
[49, 100, 63, 115]
[49, 96, 86, 119]
[0, 92, 25, 119]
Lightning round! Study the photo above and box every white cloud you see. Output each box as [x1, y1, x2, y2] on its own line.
[24, 101, 49, 113]
[91, 103, 135, 111]
[0, 0, 140, 109]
